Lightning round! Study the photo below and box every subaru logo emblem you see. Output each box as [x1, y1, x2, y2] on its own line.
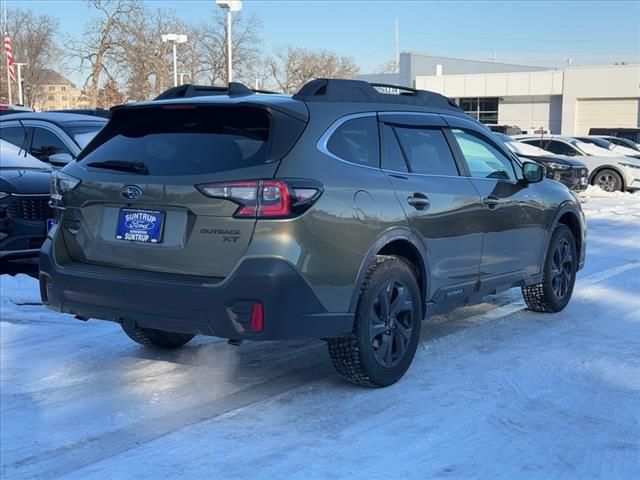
[121, 185, 143, 200]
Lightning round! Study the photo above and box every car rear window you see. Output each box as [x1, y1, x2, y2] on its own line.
[78, 105, 302, 176]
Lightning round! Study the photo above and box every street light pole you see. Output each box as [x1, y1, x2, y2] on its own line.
[161, 33, 188, 87]
[226, 8, 232, 83]
[15, 62, 27, 105]
[216, 1, 242, 84]
[172, 42, 177, 86]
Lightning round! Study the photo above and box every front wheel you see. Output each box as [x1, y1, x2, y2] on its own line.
[593, 168, 623, 192]
[327, 255, 422, 387]
[121, 323, 195, 349]
[522, 225, 577, 313]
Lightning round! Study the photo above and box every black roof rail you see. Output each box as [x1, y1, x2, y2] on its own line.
[153, 83, 280, 101]
[292, 78, 461, 111]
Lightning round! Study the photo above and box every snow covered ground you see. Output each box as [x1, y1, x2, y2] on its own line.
[1, 187, 639, 480]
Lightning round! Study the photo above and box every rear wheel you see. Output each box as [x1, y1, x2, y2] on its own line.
[121, 323, 195, 349]
[327, 255, 422, 387]
[593, 168, 623, 192]
[522, 225, 577, 313]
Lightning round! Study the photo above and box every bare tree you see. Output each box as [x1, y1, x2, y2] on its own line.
[266, 46, 359, 93]
[0, 9, 61, 107]
[65, 0, 141, 107]
[119, 8, 190, 101]
[196, 12, 263, 85]
[96, 78, 124, 107]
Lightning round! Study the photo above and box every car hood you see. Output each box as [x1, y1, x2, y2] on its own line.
[506, 141, 551, 157]
[0, 168, 52, 195]
[519, 154, 587, 168]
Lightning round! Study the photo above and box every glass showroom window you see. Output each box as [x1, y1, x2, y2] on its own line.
[459, 97, 499, 124]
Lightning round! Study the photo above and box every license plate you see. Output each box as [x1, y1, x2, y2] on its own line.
[115, 208, 164, 244]
[47, 219, 55, 231]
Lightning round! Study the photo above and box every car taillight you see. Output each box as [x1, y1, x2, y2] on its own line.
[50, 171, 81, 208]
[196, 179, 322, 219]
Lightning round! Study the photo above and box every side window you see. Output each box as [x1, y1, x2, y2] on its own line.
[326, 116, 379, 167]
[381, 124, 408, 173]
[0, 125, 30, 149]
[452, 129, 516, 180]
[522, 139, 543, 148]
[394, 127, 459, 176]
[31, 127, 72, 162]
[545, 140, 577, 156]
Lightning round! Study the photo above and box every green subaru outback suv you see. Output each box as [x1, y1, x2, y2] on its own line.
[40, 79, 586, 387]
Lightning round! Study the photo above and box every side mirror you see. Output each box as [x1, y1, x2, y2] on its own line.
[48, 153, 74, 167]
[522, 161, 545, 183]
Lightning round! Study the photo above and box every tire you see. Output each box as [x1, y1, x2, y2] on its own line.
[522, 225, 577, 313]
[593, 168, 623, 192]
[327, 255, 422, 387]
[121, 322, 195, 349]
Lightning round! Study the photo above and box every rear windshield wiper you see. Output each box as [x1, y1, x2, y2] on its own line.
[86, 160, 149, 175]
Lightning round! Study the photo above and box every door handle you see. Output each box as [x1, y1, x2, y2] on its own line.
[407, 193, 430, 210]
[483, 194, 501, 209]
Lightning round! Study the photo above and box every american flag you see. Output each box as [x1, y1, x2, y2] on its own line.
[4, 30, 15, 82]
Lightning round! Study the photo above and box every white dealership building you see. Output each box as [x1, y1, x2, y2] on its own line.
[359, 53, 640, 135]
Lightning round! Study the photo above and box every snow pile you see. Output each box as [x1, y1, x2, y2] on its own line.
[579, 186, 640, 220]
[0, 274, 41, 307]
[580, 185, 636, 200]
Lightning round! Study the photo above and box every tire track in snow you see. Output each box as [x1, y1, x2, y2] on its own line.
[4, 261, 639, 480]
[3, 359, 333, 480]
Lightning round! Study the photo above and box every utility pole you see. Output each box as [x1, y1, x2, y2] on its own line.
[395, 17, 400, 72]
[15, 62, 26, 104]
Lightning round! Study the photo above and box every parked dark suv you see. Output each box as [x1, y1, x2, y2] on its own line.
[39, 80, 586, 387]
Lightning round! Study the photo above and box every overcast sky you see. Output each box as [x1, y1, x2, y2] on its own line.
[8, 0, 640, 85]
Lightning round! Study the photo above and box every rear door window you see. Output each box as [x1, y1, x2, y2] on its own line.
[79, 105, 303, 176]
[326, 116, 379, 167]
[394, 127, 459, 176]
[381, 125, 408, 173]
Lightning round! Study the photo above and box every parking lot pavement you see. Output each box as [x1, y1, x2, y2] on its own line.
[1, 187, 639, 480]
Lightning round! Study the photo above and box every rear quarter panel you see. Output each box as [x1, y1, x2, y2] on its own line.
[264, 108, 408, 313]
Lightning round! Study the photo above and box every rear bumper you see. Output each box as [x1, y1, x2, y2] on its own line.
[38, 239, 354, 340]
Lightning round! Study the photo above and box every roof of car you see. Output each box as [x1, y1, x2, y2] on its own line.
[0, 112, 107, 125]
[515, 135, 579, 143]
[133, 79, 466, 122]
